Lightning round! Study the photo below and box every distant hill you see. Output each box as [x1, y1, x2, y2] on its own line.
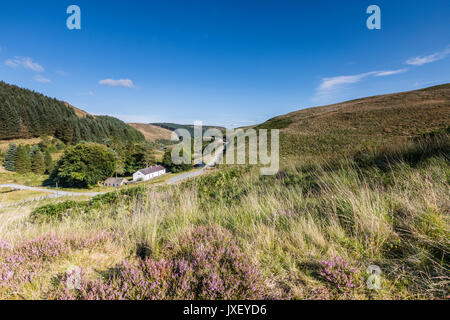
[128, 123, 173, 141]
[151, 122, 226, 137]
[256, 84, 450, 159]
[0, 81, 145, 144]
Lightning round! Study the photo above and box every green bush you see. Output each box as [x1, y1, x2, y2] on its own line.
[51, 142, 117, 188]
[29, 186, 148, 223]
[29, 201, 84, 223]
[188, 167, 249, 206]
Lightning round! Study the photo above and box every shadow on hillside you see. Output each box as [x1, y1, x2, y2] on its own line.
[352, 129, 449, 171]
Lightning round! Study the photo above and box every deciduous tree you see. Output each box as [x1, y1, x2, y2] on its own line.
[51, 142, 116, 188]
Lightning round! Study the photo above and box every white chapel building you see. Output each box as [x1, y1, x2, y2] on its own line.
[133, 165, 166, 182]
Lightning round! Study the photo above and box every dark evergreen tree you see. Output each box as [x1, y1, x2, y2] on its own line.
[14, 145, 31, 173]
[3, 143, 17, 171]
[0, 81, 145, 143]
[31, 149, 45, 174]
[44, 150, 54, 174]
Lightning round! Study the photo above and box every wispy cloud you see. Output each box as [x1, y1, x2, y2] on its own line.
[5, 57, 44, 72]
[374, 68, 408, 76]
[405, 47, 450, 66]
[318, 72, 376, 92]
[98, 79, 135, 88]
[318, 69, 408, 92]
[314, 68, 408, 103]
[34, 75, 51, 83]
[56, 70, 67, 76]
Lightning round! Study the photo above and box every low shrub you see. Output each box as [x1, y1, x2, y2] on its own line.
[29, 201, 85, 223]
[319, 256, 364, 298]
[29, 186, 148, 223]
[189, 167, 249, 206]
[50, 226, 275, 300]
[0, 233, 110, 297]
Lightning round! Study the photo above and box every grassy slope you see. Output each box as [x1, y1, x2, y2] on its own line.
[0, 85, 449, 300]
[63, 102, 90, 118]
[1, 136, 448, 299]
[258, 84, 450, 160]
[127, 123, 173, 141]
[0, 137, 43, 152]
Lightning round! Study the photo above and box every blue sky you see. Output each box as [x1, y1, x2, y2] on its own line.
[0, 0, 449, 128]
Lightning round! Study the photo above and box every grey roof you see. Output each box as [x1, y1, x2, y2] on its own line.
[104, 178, 128, 184]
[138, 165, 166, 175]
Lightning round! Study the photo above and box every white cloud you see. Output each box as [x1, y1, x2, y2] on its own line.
[34, 75, 51, 83]
[88, 90, 94, 96]
[318, 68, 408, 92]
[56, 70, 67, 76]
[314, 68, 408, 103]
[374, 68, 408, 76]
[5, 57, 44, 72]
[98, 79, 135, 88]
[406, 47, 450, 66]
[318, 72, 376, 91]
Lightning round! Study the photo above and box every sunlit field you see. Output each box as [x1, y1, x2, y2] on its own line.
[1, 133, 448, 300]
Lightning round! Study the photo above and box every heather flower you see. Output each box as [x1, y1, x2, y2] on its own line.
[0, 232, 110, 298]
[0, 239, 10, 251]
[318, 256, 363, 298]
[51, 226, 275, 300]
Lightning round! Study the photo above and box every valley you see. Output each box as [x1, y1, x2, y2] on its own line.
[0, 83, 449, 300]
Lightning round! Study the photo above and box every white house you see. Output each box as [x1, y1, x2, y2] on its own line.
[133, 165, 166, 182]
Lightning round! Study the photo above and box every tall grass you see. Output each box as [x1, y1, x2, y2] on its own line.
[0, 135, 448, 299]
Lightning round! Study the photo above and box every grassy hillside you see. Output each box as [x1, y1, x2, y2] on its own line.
[1, 132, 448, 300]
[127, 123, 173, 141]
[257, 84, 450, 160]
[0, 81, 145, 144]
[0, 85, 448, 300]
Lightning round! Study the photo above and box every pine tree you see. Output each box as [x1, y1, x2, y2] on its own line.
[3, 143, 17, 171]
[14, 146, 31, 173]
[31, 149, 45, 174]
[44, 150, 54, 174]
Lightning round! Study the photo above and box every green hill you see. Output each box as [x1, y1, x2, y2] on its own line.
[150, 122, 226, 137]
[0, 81, 145, 144]
[257, 84, 450, 160]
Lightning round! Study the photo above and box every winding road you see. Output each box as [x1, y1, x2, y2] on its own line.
[0, 142, 228, 206]
[166, 142, 227, 185]
[0, 184, 105, 197]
